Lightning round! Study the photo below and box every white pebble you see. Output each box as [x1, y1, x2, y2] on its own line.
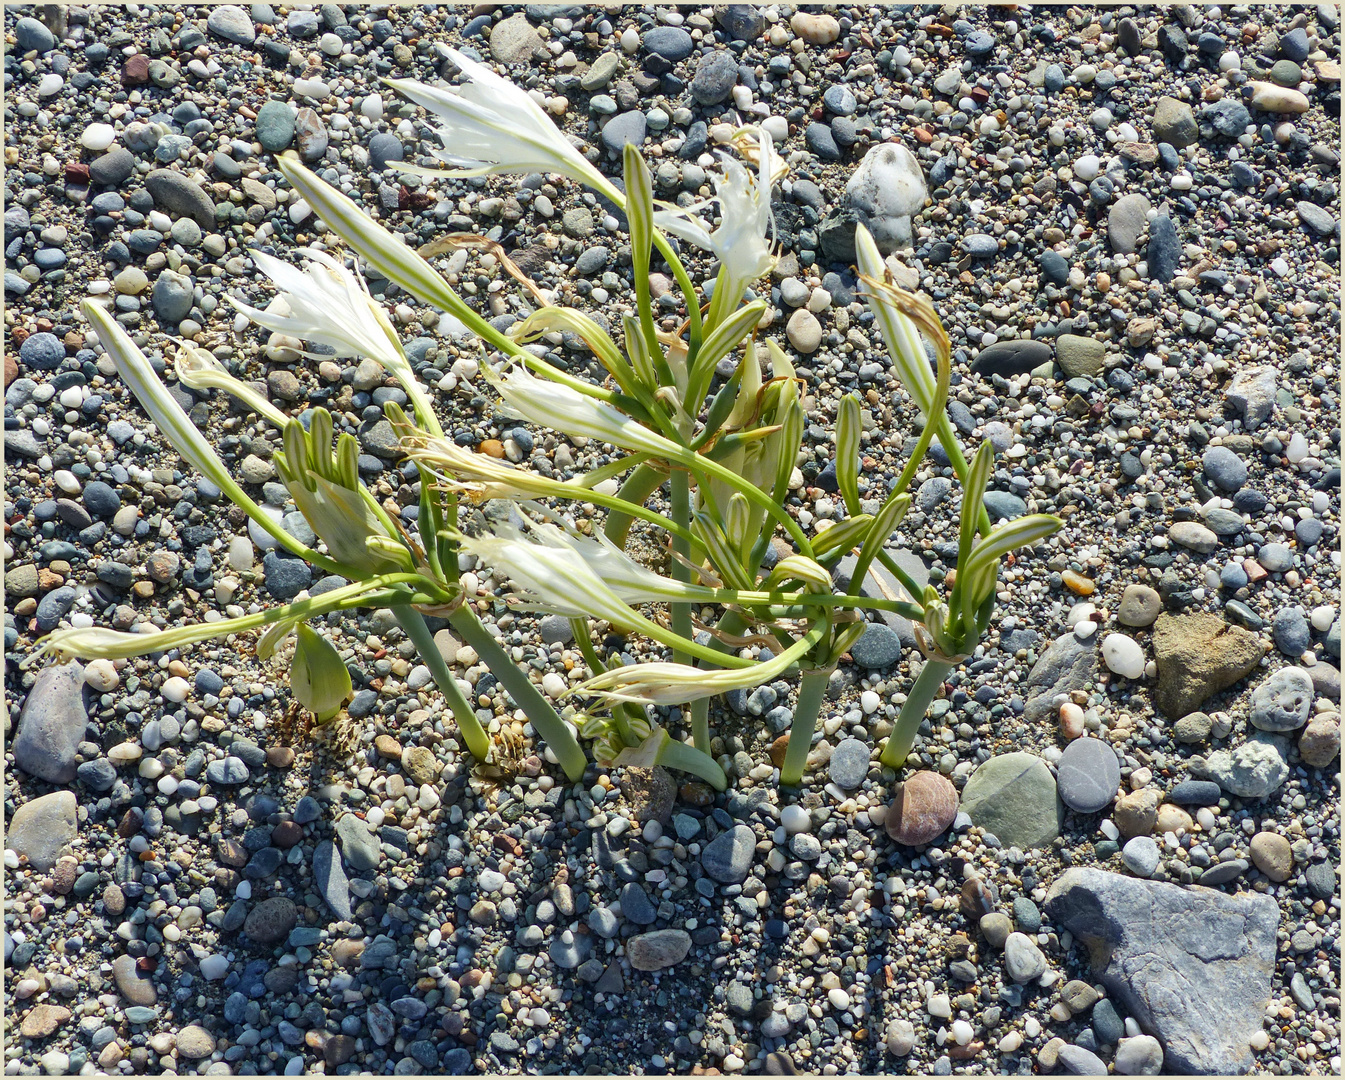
[85, 658, 120, 692]
[38, 73, 63, 97]
[228, 534, 254, 571]
[1286, 432, 1309, 464]
[927, 993, 952, 1018]
[1101, 633, 1145, 679]
[81, 123, 116, 151]
[780, 804, 811, 834]
[200, 954, 230, 980]
[828, 988, 851, 1010]
[54, 469, 81, 495]
[951, 1019, 974, 1045]
[860, 690, 881, 714]
[999, 1030, 1023, 1053]
[1073, 155, 1101, 181]
[161, 676, 191, 703]
[1311, 606, 1335, 632]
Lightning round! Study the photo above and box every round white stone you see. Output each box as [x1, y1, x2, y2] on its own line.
[81, 123, 117, 151]
[780, 804, 811, 834]
[161, 676, 191, 703]
[200, 954, 230, 980]
[1101, 633, 1145, 679]
[542, 672, 567, 699]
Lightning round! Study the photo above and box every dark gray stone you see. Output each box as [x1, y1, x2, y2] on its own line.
[689, 51, 738, 105]
[313, 841, 351, 919]
[701, 824, 755, 884]
[13, 662, 87, 784]
[1023, 634, 1099, 724]
[1146, 215, 1180, 283]
[972, 339, 1052, 377]
[849, 622, 901, 669]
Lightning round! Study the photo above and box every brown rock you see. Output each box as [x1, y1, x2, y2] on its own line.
[374, 734, 402, 759]
[217, 838, 248, 867]
[619, 765, 676, 824]
[4, 354, 18, 387]
[21, 1004, 71, 1039]
[1299, 714, 1340, 768]
[1249, 832, 1292, 882]
[679, 781, 715, 807]
[330, 939, 365, 969]
[266, 745, 295, 768]
[400, 744, 439, 785]
[122, 54, 151, 85]
[769, 734, 790, 769]
[270, 821, 304, 848]
[626, 929, 692, 971]
[49, 855, 78, 895]
[1151, 613, 1265, 719]
[324, 1034, 357, 1067]
[1114, 787, 1160, 837]
[885, 771, 958, 846]
[478, 439, 505, 458]
[103, 883, 126, 916]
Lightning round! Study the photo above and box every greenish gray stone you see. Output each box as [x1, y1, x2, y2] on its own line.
[256, 101, 297, 152]
[1055, 334, 1107, 379]
[960, 751, 1062, 849]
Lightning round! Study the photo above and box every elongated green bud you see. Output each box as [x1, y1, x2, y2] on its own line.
[283, 420, 315, 492]
[812, 514, 874, 559]
[310, 408, 335, 480]
[835, 393, 862, 517]
[292, 623, 353, 723]
[336, 432, 361, 491]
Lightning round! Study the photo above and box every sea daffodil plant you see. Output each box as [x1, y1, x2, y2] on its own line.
[42, 53, 1062, 792]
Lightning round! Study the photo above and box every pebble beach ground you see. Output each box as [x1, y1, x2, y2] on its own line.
[3, 3, 1341, 1076]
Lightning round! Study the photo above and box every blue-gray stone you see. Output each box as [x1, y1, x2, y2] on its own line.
[1091, 998, 1125, 1045]
[15, 16, 56, 52]
[1249, 666, 1313, 732]
[1279, 26, 1310, 62]
[1202, 446, 1247, 492]
[20, 332, 66, 371]
[368, 133, 404, 171]
[643, 26, 694, 61]
[701, 824, 755, 884]
[601, 111, 647, 154]
[850, 622, 901, 669]
[1146, 215, 1180, 283]
[13, 661, 87, 784]
[620, 882, 657, 925]
[983, 490, 1027, 521]
[77, 758, 117, 792]
[152, 270, 194, 322]
[1056, 737, 1121, 814]
[1257, 542, 1294, 573]
[262, 550, 311, 600]
[804, 122, 840, 161]
[964, 30, 996, 56]
[962, 234, 998, 258]
[822, 85, 857, 115]
[689, 51, 738, 106]
[335, 814, 380, 871]
[1168, 780, 1221, 805]
[206, 756, 250, 785]
[36, 586, 78, 632]
[828, 738, 871, 789]
[1204, 99, 1251, 138]
[1272, 607, 1311, 657]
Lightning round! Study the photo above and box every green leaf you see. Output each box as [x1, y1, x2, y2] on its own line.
[958, 441, 994, 570]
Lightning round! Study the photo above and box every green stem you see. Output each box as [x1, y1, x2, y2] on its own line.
[875, 549, 928, 609]
[934, 413, 993, 539]
[446, 607, 589, 782]
[677, 450, 814, 559]
[604, 462, 666, 548]
[879, 658, 954, 770]
[393, 605, 490, 762]
[669, 470, 693, 665]
[689, 697, 711, 757]
[658, 738, 726, 790]
[780, 668, 830, 786]
[652, 231, 703, 359]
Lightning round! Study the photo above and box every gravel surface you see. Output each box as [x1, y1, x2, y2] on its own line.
[4, 3, 1340, 1076]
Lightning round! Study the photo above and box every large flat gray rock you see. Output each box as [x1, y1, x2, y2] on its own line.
[1045, 867, 1278, 1074]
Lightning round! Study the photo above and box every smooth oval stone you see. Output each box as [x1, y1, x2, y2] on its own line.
[1056, 737, 1122, 813]
[886, 771, 958, 846]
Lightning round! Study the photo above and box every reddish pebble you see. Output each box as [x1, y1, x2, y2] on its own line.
[4, 355, 20, 388]
[885, 771, 958, 846]
[270, 820, 304, 848]
[122, 54, 150, 85]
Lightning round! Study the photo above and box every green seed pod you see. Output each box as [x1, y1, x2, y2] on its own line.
[291, 623, 352, 723]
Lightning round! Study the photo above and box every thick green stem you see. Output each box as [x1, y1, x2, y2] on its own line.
[689, 697, 711, 757]
[780, 668, 830, 787]
[603, 462, 666, 548]
[658, 738, 727, 790]
[447, 607, 588, 782]
[880, 658, 954, 770]
[875, 549, 929, 609]
[394, 605, 490, 763]
[669, 470, 693, 665]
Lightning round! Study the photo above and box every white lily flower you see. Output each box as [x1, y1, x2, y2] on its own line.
[384, 51, 622, 204]
[457, 523, 652, 634]
[654, 127, 778, 320]
[230, 246, 427, 383]
[173, 339, 289, 428]
[487, 364, 683, 459]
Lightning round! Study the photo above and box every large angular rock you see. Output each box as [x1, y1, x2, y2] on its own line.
[1045, 868, 1277, 1075]
[1151, 613, 1265, 719]
[12, 663, 87, 783]
[843, 142, 927, 252]
[1023, 633, 1099, 724]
